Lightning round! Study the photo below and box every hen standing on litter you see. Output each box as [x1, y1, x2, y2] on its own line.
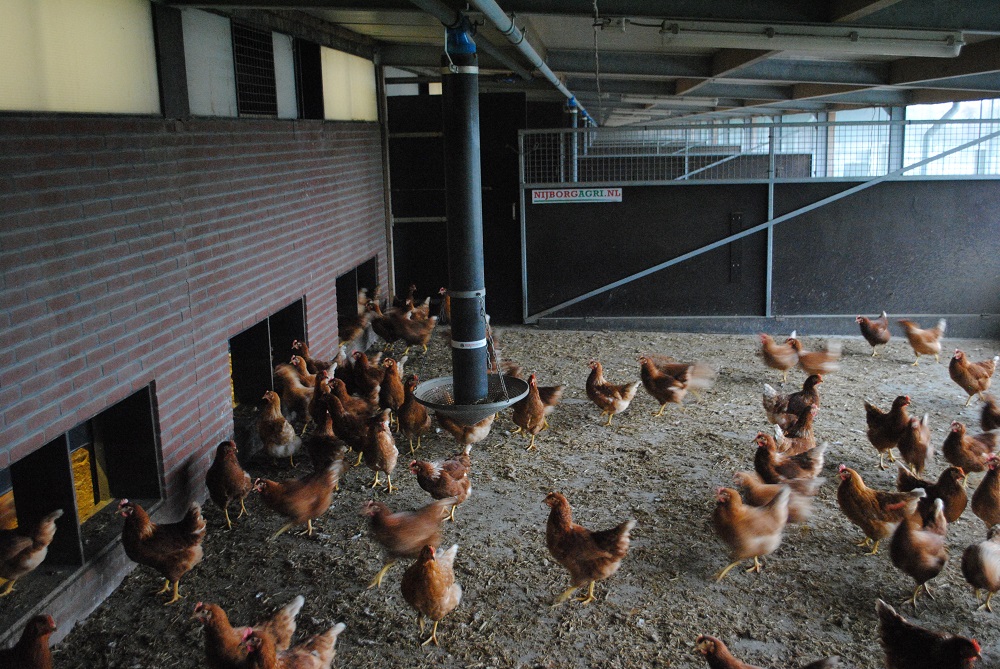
[544, 491, 635, 605]
[857, 310, 891, 357]
[0, 508, 63, 597]
[401, 544, 463, 646]
[118, 499, 206, 604]
[205, 440, 252, 530]
[585, 360, 640, 426]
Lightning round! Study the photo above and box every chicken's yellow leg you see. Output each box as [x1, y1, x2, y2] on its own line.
[421, 620, 440, 646]
[0, 580, 15, 597]
[371, 472, 382, 488]
[714, 561, 742, 583]
[856, 536, 873, 547]
[270, 521, 295, 540]
[745, 556, 762, 573]
[354, 451, 364, 467]
[552, 585, 580, 606]
[386, 474, 397, 493]
[525, 434, 537, 451]
[238, 498, 249, 519]
[653, 404, 666, 417]
[224, 507, 233, 530]
[979, 591, 995, 613]
[865, 539, 881, 555]
[368, 560, 396, 589]
[295, 519, 314, 536]
[604, 413, 614, 427]
[163, 579, 182, 605]
[449, 505, 457, 522]
[154, 578, 171, 595]
[577, 581, 597, 605]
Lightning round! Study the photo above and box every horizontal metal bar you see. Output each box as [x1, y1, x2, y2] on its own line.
[392, 216, 447, 223]
[520, 118, 1000, 135]
[523, 174, 1000, 189]
[389, 131, 444, 138]
[524, 127, 1000, 323]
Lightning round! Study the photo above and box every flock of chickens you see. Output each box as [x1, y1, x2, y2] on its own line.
[2, 297, 1000, 668]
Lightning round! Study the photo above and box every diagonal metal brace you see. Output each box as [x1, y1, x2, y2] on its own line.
[525, 127, 1000, 323]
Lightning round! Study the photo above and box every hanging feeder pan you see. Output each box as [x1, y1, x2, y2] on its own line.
[414, 374, 529, 426]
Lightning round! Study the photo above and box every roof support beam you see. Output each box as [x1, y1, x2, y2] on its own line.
[890, 39, 1000, 85]
[830, 0, 905, 23]
[676, 49, 777, 95]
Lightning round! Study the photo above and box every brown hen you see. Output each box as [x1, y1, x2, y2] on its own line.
[864, 395, 910, 469]
[253, 460, 345, 539]
[889, 497, 948, 607]
[0, 614, 56, 669]
[857, 310, 890, 356]
[758, 332, 798, 383]
[410, 446, 472, 521]
[586, 360, 640, 426]
[897, 318, 946, 365]
[877, 599, 980, 669]
[544, 491, 635, 604]
[836, 465, 923, 555]
[193, 596, 304, 669]
[205, 440, 252, 530]
[943, 421, 996, 473]
[962, 525, 1000, 612]
[0, 508, 63, 598]
[950, 349, 999, 406]
[118, 500, 206, 604]
[401, 544, 462, 646]
[360, 497, 453, 588]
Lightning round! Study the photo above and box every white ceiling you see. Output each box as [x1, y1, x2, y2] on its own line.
[167, 1, 1000, 125]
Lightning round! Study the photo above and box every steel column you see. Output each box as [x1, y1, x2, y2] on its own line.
[442, 22, 488, 404]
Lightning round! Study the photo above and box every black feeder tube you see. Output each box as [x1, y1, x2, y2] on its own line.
[443, 22, 488, 405]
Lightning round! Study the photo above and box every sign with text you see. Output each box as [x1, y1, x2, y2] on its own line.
[531, 188, 622, 204]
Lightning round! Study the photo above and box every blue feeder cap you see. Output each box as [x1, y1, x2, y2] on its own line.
[446, 19, 477, 55]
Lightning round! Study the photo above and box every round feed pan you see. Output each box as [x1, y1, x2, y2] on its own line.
[414, 374, 529, 426]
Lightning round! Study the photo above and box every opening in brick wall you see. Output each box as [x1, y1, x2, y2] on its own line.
[229, 298, 306, 458]
[336, 256, 379, 350]
[0, 386, 161, 633]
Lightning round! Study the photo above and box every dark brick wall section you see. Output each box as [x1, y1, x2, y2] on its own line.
[0, 115, 386, 642]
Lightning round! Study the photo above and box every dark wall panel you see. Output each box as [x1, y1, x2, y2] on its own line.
[526, 184, 769, 316]
[526, 179, 1000, 331]
[772, 180, 1000, 315]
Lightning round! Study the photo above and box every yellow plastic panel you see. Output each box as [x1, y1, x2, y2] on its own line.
[321, 47, 377, 122]
[0, 0, 160, 114]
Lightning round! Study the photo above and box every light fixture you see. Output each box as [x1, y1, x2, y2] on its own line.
[654, 20, 964, 58]
[620, 95, 720, 107]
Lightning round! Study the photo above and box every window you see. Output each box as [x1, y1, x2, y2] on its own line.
[321, 47, 378, 121]
[0, 0, 159, 114]
[232, 23, 278, 117]
[0, 386, 161, 633]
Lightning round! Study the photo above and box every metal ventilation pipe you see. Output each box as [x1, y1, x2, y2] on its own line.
[408, 0, 594, 124]
[442, 19, 489, 404]
[465, 0, 595, 125]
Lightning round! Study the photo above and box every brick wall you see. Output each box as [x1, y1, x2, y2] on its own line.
[0, 114, 387, 641]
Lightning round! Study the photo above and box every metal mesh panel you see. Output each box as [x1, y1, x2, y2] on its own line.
[232, 23, 278, 118]
[522, 119, 1000, 186]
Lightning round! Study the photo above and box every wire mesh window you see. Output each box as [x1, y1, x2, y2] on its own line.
[522, 117, 1000, 185]
[232, 23, 278, 118]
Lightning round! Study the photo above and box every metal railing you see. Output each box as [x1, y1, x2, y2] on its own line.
[521, 118, 1000, 186]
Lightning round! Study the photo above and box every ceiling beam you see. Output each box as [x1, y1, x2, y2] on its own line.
[546, 49, 710, 78]
[830, 0, 905, 23]
[909, 88, 1000, 104]
[676, 49, 776, 95]
[890, 38, 1000, 85]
